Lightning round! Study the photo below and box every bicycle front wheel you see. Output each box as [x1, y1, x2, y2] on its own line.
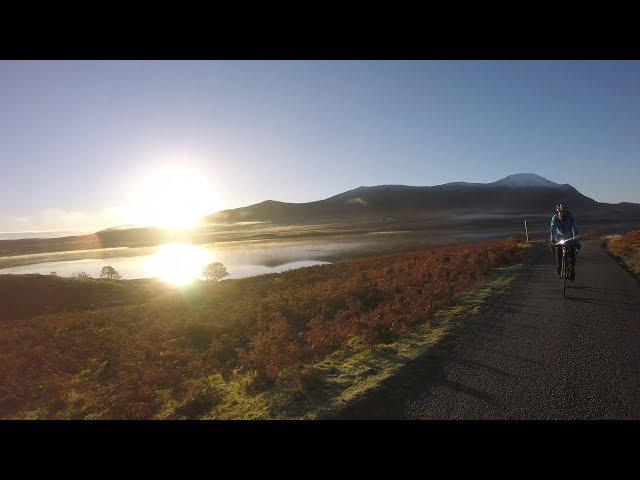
[562, 252, 567, 297]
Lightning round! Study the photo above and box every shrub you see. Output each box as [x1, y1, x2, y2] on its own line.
[620, 229, 640, 249]
[202, 262, 229, 282]
[504, 235, 522, 249]
[609, 229, 640, 256]
[607, 228, 640, 275]
[99, 266, 122, 280]
[0, 237, 525, 419]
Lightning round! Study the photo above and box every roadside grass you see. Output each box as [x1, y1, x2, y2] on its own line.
[1, 237, 527, 420]
[606, 229, 640, 275]
[166, 263, 524, 420]
[150, 263, 524, 420]
[295, 263, 523, 419]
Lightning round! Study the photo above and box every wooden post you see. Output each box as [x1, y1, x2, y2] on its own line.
[524, 219, 529, 243]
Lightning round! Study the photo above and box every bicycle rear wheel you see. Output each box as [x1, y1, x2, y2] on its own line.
[562, 252, 567, 297]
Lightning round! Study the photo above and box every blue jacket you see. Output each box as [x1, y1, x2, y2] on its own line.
[550, 211, 578, 243]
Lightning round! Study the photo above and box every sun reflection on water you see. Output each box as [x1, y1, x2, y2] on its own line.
[145, 243, 212, 286]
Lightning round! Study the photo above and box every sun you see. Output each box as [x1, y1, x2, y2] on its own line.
[128, 165, 217, 230]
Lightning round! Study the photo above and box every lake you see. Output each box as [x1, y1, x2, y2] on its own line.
[0, 228, 514, 285]
[0, 238, 372, 285]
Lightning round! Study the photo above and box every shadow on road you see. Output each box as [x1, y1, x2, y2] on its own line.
[330, 267, 535, 419]
[564, 295, 640, 312]
[333, 240, 640, 419]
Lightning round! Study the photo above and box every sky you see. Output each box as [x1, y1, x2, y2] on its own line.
[1, 60, 640, 232]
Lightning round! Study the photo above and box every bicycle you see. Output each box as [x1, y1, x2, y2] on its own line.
[553, 238, 578, 298]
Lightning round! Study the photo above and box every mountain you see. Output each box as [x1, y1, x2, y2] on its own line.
[208, 173, 640, 225]
[3, 173, 638, 257]
[491, 173, 561, 188]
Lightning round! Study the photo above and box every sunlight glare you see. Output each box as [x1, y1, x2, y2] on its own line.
[128, 164, 218, 230]
[145, 243, 212, 286]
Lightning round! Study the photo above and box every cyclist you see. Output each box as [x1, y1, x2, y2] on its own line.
[550, 202, 581, 281]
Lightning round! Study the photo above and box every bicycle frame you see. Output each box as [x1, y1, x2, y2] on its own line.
[555, 238, 577, 298]
[561, 245, 569, 297]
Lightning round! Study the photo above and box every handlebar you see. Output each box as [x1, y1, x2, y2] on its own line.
[553, 237, 579, 247]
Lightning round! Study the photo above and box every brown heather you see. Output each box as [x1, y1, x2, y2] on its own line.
[0, 237, 525, 419]
[607, 229, 640, 275]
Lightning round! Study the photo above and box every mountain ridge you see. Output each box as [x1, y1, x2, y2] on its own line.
[208, 173, 632, 225]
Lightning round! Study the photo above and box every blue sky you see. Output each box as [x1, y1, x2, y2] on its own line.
[1, 60, 639, 231]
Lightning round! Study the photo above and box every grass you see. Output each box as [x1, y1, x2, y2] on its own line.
[297, 263, 522, 419]
[165, 263, 523, 420]
[0, 236, 526, 419]
[0, 274, 169, 320]
[606, 229, 640, 275]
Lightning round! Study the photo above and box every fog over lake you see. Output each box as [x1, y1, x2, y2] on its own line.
[0, 223, 550, 283]
[0, 238, 371, 281]
[0, 229, 94, 240]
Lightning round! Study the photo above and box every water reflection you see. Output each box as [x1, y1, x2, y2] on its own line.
[0, 240, 337, 284]
[145, 243, 212, 286]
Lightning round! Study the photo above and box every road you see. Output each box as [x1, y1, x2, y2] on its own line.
[340, 239, 640, 419]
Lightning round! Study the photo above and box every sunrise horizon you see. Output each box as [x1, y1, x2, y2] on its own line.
[3, 61, 640, 233]
[3, 57, 640, 423]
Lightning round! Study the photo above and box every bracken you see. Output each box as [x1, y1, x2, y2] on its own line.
[0, 237, 525, 419]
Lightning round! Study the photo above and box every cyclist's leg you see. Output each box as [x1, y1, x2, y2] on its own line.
[556, 246, 562, 274]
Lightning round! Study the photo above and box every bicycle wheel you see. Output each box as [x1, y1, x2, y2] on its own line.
[562, 251, 567, 297]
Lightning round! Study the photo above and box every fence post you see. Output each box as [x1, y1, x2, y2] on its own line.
[524, 219, 529, 243]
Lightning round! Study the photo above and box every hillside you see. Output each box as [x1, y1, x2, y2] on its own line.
[2, 173, 639, 257]
[0, 237, 525, 419]
[207, 173, 639, 225]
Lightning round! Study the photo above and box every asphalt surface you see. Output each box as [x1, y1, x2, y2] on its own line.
[342, 240, 640, 419]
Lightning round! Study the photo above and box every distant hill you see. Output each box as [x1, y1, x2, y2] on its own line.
[0, 226, 184, 258]
[3, 173, 639, 255]
[207, 173, 640, 225]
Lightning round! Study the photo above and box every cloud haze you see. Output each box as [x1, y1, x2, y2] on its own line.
[1, 206, 124, 233]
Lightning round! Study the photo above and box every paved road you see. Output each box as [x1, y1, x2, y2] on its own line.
[343, 240, 640, 419]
